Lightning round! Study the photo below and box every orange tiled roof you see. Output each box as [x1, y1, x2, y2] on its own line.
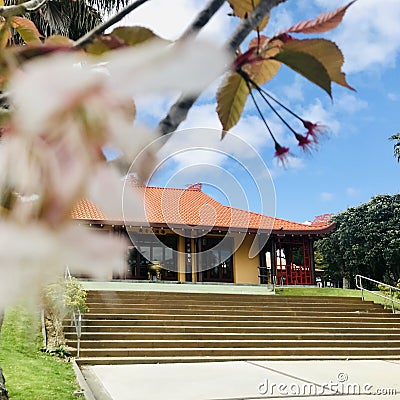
[71, 199, 107, 220]
[72, 186, 334, 235]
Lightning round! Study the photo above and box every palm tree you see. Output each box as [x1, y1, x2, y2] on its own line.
[5, 0, 131, 40]
[389, 133, 400, 163]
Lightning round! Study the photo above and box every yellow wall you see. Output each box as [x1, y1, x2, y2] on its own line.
[177, 235, 186, 282]
[233, 234, 260, 284]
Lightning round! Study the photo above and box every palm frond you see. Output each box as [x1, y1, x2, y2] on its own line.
[389, 133, 400, 163]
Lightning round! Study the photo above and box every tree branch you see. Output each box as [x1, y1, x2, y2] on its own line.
[74, 0, 151, 49]
[0, 0, 47, 18]
[157, 0, 287, 136]
[180, 0, 226, 40]
[226, 0, 286, 52]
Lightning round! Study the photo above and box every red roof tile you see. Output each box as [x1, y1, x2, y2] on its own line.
[72, 186, 334, 235]
[71, 199, 107, 220]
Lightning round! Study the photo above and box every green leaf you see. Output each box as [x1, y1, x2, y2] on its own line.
[281, 39, 354, 91]
[228, 0, 270, 31]
[111, 26, 169, 46]
[216, 72, 249, 135]
[274, 49, 332, 97]
[44, 35, 74, 47]
[11, 16, 42, 45]
[0, 21, 10, 49]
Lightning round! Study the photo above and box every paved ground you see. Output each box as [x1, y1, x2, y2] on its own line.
[80, 359, 400, 400]
[80, 280, 275, 295]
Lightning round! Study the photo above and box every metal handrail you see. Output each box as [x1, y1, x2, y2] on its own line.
[65, 266, 82, 357]
[355, 274, 400, 313]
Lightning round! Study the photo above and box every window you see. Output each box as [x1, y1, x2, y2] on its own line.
[125, 234, 178, 280]
[197, 236, 234, 283]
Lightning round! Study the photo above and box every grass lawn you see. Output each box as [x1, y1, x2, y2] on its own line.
[275, 287, 362, 297]
[0, 306, 79, 400]
[275, 287, 399, 309]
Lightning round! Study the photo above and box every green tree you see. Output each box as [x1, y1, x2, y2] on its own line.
[389, 133, 400, 163]
[316, 194, 400, 287]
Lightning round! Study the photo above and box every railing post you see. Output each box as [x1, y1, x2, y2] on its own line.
[76, 313, 82, 358]
[390, 287, 395, 314]
[355, 274, 399, 314]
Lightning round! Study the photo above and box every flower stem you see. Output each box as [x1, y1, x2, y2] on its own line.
[245, 78, 277, 142]
[240, 71, 298, 136]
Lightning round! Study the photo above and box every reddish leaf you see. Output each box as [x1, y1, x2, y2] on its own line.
[11, 16, 42, 44]
[216, 72, 249, 135]
[274, 50, 332, 97]
[86, 35, 126, 55]
[243, 36, 282, 85]
[281, 39, 354, 90]
[284, 1, 356, 34]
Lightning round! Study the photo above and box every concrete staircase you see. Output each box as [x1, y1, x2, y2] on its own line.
[67, 290, 400, 365]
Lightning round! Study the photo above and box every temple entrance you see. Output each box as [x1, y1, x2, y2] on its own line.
[275, 236, 313, 285]
[123, 234, 178, 281]
[196, 236, 234, 283]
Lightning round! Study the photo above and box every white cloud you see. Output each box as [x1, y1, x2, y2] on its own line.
[156, 102, 275, 171]
[346, 187, 360, 197]
[280, 75, 306, 103]
[265, 5, 295, 36]
[296, 98, 341, 135]
[270, 155, 305, 178]
[334, 92, 368, 114]
[320, 192, 334, 201]
[121, 0, 234, 42]
[388, 92, 400, 101]
[316, 0, 400, 74]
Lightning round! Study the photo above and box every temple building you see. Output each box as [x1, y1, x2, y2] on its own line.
[71, 184, 335, 286]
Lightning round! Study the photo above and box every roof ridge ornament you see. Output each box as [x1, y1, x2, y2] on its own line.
[185, 183, 203, 191]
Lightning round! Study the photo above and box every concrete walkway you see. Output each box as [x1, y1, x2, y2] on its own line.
[80, 280, 275, 295]
[79, 359, 400, 400]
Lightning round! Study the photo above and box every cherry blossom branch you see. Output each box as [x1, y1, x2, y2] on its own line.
[180, 0, 226, 40]
[74, 0, 151, 49]
[157, 0, 287, 136]
[0, 0, 47, 18]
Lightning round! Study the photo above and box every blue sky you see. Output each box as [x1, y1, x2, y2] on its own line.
[124, 0, 400, 223]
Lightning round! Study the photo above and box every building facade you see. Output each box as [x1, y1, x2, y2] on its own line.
[72, 185, 335, 285]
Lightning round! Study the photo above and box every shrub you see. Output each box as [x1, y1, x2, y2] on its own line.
[41, 278, 88, 354]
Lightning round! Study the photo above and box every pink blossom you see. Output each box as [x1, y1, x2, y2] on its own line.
[274, 142, 290, 165]
[303, 121, 327, 143]
[295, 132, 313, 152]
[0, 39, 230, 306]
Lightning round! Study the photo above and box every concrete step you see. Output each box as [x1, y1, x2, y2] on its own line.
[65, 325, 400, 334]
[76, 319, 400, 329]
[77, 354, 400, 365]
[73, 290, 400, 364]
[86, 292, 369, 303]
[79, 311, 398, 322]
[73, 339, 400, 350]
[76, 314, 400, 326]
[76, 346, 400, 358]
[85, 298, 377, 306]
[66, 332, 400, 342]
[82, 309, 386, 317]
[85, 303, 385, 313]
